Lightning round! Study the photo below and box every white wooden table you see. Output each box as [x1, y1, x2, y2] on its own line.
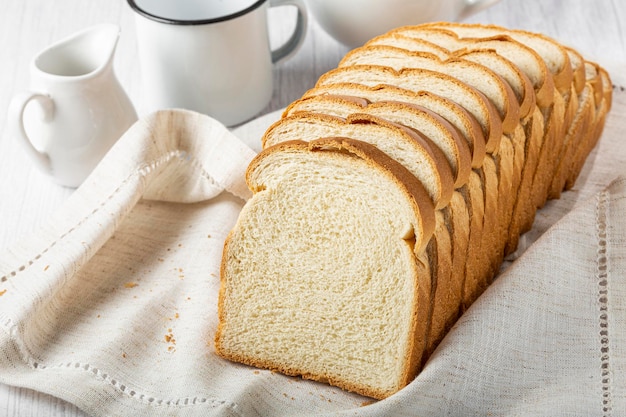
[1, 0, 625, 415]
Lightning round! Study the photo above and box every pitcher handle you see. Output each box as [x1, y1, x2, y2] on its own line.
[459, 0, 501, 20]
[269, 0, 308, 65]
[8, 92, 55, 175]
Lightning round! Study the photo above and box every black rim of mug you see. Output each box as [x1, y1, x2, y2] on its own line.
[126, 0, 266, 25]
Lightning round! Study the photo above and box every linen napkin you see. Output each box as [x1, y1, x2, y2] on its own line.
[1, 87, 626, 417]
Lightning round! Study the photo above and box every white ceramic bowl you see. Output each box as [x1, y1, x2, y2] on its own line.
[306, 0, 501, 48]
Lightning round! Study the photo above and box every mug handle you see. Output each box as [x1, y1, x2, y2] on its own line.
[8, 91, 55, 175]
[459, 0, 501, 20]
[269, 0, 308, 65]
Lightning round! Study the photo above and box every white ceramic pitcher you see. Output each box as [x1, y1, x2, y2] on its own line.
[9, 24, 138, 188]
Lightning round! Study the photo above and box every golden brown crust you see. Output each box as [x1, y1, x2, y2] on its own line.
[423, 22, 574, 95]
[261, 112, 345, 149]
[455, 48, 537, 121]
[361, 31, 537, 123]
[347, 113, 456, 208]
[565, 46, 587, 95]
[282, 94, 369, 118]
[512, 28, 574, 94]
[365, 31, 452, 59]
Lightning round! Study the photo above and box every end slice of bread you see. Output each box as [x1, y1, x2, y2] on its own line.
[216, 138, 436, 399]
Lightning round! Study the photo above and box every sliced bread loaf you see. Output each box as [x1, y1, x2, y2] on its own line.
[419, 23, 574, 209]
[216, 21, 612, 401]
[333, 43, 520, 269]
[284, 97, 472, 188]
[387, 26, 559, 248]
[294, 84, 487, 311]
[425, 22, 574, 95]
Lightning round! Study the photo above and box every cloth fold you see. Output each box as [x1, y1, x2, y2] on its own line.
[1, 91, 626, 416]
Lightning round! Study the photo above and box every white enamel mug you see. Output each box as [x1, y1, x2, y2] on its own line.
[128, 0, 308, 127]
[307, 0, 501, 48]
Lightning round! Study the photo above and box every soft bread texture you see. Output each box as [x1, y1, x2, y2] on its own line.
[385, 25, 562, 250]
[338, 45, 521, 134]
[216, 22, 612, 400]
[292, 84, 488, 314]
[410, 23, 574, 211]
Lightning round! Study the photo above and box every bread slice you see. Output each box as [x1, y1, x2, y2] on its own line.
[388, 26, 555, 108]
[424, 22, 574, 95]
[566, 64, 612, 188]
[354, 35, 531, 258]
[367, 32, 536, 119]
[548, 83, 592, 199]
[263, 112, 455, 211]
[216, 138, 437, 400]
[262, 110, 460, 346]
[386, 25, 556, 250]
[367, 32, 451, 60]
[313, 66, 504, 272]
[565, 46, 587, 96]
[334, 42, 520, 267]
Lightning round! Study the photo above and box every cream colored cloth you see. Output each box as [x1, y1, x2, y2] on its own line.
[1, 89, 626, 416]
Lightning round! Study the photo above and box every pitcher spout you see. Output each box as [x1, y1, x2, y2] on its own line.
[34, 23, 121, 78]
